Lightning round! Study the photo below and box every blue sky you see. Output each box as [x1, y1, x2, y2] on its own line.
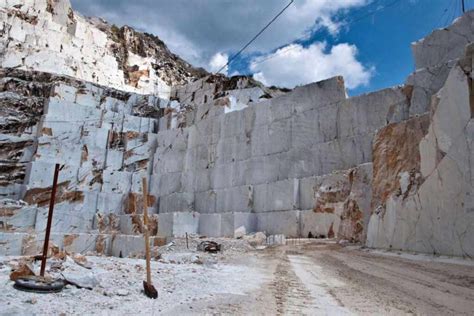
[71, 0, 471, 95]
[332, 0, 471, 95]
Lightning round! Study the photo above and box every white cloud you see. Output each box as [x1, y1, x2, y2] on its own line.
[250, 42, 374, 90]
[208, 52, 229, 75]
[71, 0, 371, 69]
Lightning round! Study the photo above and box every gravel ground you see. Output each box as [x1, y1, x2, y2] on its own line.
[0, 237, 267, 316]
[1, 239, 474, 315]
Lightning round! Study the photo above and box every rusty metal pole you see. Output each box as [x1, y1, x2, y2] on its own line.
[40, 163, 60, 277]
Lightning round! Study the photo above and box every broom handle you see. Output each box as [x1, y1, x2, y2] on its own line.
[142, 178, 152, 285]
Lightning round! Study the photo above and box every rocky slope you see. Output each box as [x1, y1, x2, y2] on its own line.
[0, 0, 208, 97]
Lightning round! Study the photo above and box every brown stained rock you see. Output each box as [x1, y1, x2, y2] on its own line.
[71, 253, 89, 268]
[80, 145, 89, 163]
[95, 213, 106, 233]
[126, 131, 141, 140]
[23, 182, 84, 207]
[50, 244, 66, 260]
[314, 206, 335, 214]
[328, 222, 335, 239]
[153, 236, 167, 247]
[108, 131, 125, 149]
[214, 97, 231, 108]
[96, 213, 120, 234]
[125, 192, 139, 214]
[108, 214, 120, 232]
[0, 163, 28, 186]
[96, 23, 207, 87]
[313, 174, 351, 213]
[110, 131, 148, 152]
[123, 149, 134, 160]
[127, 68, 150, 88]
[63, 234, 78, 247]
[131, 214, 144, 234]
[164, 107, 175, 116]
[88, 169, 103, 187]
[131, 214, 158, 235]
[336, 166, 373, 243]
[0, 138, 35, 186]
[124, 193, 156, 214]
[41, 127, 53, 136]
[10, 262, 35, 281]
[6, 8, 38, 25]
[338, 199, 364, 242]
[0, 201, 24, 217]
[95, 235, 107, 255]
[148, 215, 158, 235]
[148, 195, 157, 207]
[132, 100, 163, 120]
[46, 0, 54, 13]
[124, 158, 150, 172]
[371, 115, 430, 210]
[402, 84, 414, 104]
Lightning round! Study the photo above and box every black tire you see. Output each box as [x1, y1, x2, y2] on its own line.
[14, 277, 65, 293]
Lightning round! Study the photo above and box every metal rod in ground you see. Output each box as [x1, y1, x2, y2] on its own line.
[186, 232, 189, 249]
[40, 163, 61, 277]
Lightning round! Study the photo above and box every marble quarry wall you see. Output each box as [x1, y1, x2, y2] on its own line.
[0, 69, 280, 256]
[155, 75, 409, 240]
[367, 46, 474, 257]
[0, 69, 168, 256]
[0, 1, 473, 257]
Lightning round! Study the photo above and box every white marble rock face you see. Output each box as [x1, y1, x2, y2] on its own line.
[0, 0, 208, 98]
[367, 61, 474, 257]
[0, 2, 473, 258]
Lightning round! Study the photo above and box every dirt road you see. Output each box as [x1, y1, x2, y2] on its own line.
[191, 241, 474, 315]
[294, 242, 474, 315]
[2, 240, 473, 315]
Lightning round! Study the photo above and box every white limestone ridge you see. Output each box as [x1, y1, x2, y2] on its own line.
[0, 0, 208, 98]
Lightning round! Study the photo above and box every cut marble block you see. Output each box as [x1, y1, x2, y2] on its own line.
[198, 213, 222, 237]
[220, 212, 257, 237]
[256, 210, 300, 238]
[158, 212, 200, 237]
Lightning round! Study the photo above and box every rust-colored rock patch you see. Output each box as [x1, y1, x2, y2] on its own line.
[371, 115, 429, 209]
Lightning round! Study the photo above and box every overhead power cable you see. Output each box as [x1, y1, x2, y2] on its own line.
[174, 0, 403, 106]
[214, 0, 295, 75]
[444, 0, 459, 27]
[177, 0, 294, 105]
[436, 1, 453, 28]
[250, 0, 402, 68]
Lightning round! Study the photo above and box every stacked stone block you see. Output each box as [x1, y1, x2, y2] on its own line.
[153, 75, 409, 239]
[0, 70, 169, 256]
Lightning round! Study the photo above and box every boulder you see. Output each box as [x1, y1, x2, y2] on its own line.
[234, 226, 246, 239]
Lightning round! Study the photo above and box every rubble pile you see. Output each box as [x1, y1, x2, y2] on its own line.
[0, 246, 267, 315]
[0, 0, 472, 258]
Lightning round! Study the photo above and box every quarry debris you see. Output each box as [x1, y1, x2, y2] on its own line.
[9, 261, 34, 281]
[197, 241, 221, 253]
